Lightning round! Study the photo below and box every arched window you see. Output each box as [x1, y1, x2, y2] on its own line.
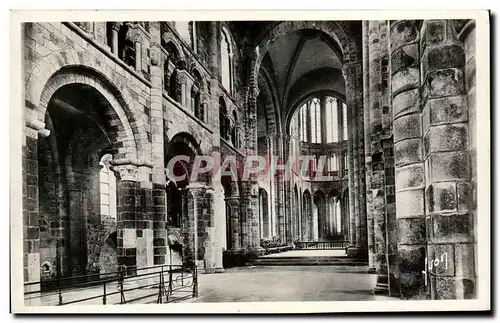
[326, 96, 339, 143]
[289, 94, 346, 145]
[310, 98, 321, 143]
[192, 69, 204, 121]
[329, 154, 339, 172]
[99, 154, 117, 221]
[219, 97, 227, 140]
[117, 23, 135, 68]
[231, 110, 238, 148]
[162, 41, 181, 102]
[220, 27, 232, 93]
[342, 102, 348, 141]
[169, 69, 178, 101]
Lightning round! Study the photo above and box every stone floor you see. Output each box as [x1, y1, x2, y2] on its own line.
[191, 265, 379, 303]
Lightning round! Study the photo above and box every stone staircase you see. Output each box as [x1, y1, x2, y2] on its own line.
[247, 255, 367, 266]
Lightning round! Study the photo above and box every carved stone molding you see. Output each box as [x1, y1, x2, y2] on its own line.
[25, 119, 50, 137]
[111, 164, 138, 181]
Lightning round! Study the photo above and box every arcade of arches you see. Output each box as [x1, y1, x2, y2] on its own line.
[23, 20, 477, 300]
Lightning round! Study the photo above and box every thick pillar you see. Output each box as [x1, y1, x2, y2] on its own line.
[226, 197, 241, 250]
[344, 61, 368, 258]
[421, 20, 475, 299]
[390, 20, 426, 299]
[346, 99, 356, 245]
[270, 133, 285, 240]
[213, 186, 225, 272]
[23, 118, 49, 305]
[148, 22, 167, 266]
[112, 161, 154, 277]
[367, 20, 391, 294]
[363, 20, 376, 272]
[113, 164, 139, 275]
[244, 84, 264, 257]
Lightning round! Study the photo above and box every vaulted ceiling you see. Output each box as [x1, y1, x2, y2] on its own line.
[256, 29, 345, 135]
[262, 29, 343, 110]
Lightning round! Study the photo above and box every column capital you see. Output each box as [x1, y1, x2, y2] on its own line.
[110, 22, 123, 32]
[25, 119, 50, 137]
[111, 164, 138, 181]
[225, 196, 240, 207]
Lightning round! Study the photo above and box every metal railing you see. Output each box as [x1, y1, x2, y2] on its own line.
[24, 264, 198, 306]
[294, 240, 350, 250]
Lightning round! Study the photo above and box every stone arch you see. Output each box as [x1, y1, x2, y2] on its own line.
[167, 131, 203, 156]
[25, 50, 149, 160]
[161, 34, 186, 62]
[190, 66, 205, 89]
[257, 65, 280, 134]
[248, 21, 359, 89]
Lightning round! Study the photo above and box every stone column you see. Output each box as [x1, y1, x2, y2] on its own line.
[23, 118, 49, 305]
[244, 84, 264, 256]
[112, 164, 139, 275]
[312, 202, 319, 241]
[346, 96, 356, 245]
[110, 22, 122, 56]
[390, 20, 426, 299]
[420, 20, 475, 299]
[368, 20, 391, 294]
[363, 20, 376, 272]
[177, 69, 193, 110]
[134, 34, 142, 72]
[344, 61, 368, 258]
[213, 186, 225, 272]
[148, 22, 167, 266]
[201, 189, 217, 273]
[226, 197, 241, 250]
[270, 133, 285, 240]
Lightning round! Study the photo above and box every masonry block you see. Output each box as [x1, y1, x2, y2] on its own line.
[395, 164, 425, 190]
[395, 189, 425, 218]
[397, 218, 426, 244]
[393, 113, 422, 142]
[429, 151, 470, 182]
[427, 182, 457, 214]
[426, 68, 466, 99]
[421, 43, 465, 79]
[425, 124, 468, 155]
[391, 43, 419, 75]
[430, 213, 472, 243]
[395, 139, 422, 166]
[390, 21, 419, 53]
[392, 67, 420, 97]
[428, 244, 455, 276]
[429, 95, 469, 125]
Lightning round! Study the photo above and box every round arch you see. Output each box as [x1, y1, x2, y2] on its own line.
[167, 131, 203, 156]
[161, 35, 186, 62]
[248, 21, 359, 88]
[25, 50, 149, 160]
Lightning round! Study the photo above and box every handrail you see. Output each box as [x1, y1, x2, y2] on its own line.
[24, 264, 198, 305]
[294, 240, 350, 250]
